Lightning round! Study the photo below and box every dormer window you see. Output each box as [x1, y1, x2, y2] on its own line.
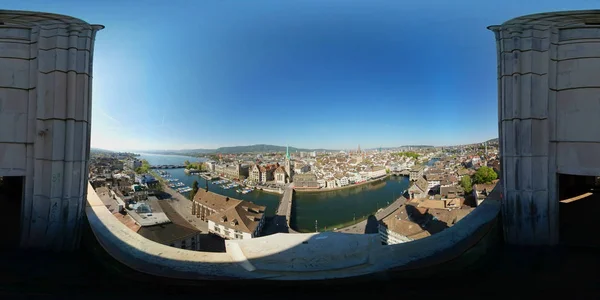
[230, 219, 238, 226]
[221, 216, 227, 222]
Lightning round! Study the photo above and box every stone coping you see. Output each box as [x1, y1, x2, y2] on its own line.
[489, 10, 600, 29]
[85, 183, 501, 280]
[0, 10, 103, 29]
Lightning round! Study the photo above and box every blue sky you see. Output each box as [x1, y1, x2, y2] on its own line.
[4, 0, 598, 150]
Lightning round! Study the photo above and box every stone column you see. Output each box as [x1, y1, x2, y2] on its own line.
[0, 12, 103, 251]
[490, 25, 556, 245]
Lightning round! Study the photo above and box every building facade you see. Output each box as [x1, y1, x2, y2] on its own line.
[293, 173, 319, 188]
[368, 166, 387, 179]
[409, 165, 424, 181]
[249, 165, 261, 183]
[274, 166, 287, 185]
[206, 198, 266, 240]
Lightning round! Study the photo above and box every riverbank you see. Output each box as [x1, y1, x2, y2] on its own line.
[256, 187, 284, 195]
[294, 174, 392, 193]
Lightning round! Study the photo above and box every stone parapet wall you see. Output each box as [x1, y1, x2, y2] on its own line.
[85, 181, 501, 280]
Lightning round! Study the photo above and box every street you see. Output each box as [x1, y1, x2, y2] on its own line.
[159, 186, 208, 232]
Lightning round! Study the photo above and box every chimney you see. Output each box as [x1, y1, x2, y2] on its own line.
[225, 197, 229, 202]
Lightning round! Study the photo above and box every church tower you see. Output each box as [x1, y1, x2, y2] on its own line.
[284, 145, 293, 183]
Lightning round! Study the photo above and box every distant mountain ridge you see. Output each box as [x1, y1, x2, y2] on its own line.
[115, 138, 500, 155]
[90, 148, 114, 153]
[144, 144, 336, 155]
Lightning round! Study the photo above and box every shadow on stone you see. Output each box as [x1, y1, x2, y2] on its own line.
[404, 205, 449, 235]
[364, 215, 379, 234]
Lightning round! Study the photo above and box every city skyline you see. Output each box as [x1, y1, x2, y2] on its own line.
[93, 139, 496, 153]
[5, 0, 596, 151]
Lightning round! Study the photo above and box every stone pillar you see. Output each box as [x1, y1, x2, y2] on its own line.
[0, 11, 103, 251]
[491, 11, 600, 246]
[490, 24, 555, 245]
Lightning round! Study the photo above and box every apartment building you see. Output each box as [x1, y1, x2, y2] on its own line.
[293, 173, 319, 188]
[368, 166, 387, 179]
[409, 165, 424, 181]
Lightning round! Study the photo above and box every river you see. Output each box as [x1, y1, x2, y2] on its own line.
[138, 153, 411, 232]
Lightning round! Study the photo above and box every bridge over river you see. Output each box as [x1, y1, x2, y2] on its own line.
[268, 183, 297, 234]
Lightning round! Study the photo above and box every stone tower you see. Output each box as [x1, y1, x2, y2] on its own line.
[490, 10, 600, 246]
[0, 11, 103, 251]
[284, 145, 292, 182]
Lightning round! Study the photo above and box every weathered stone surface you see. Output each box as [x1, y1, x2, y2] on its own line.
[37, 71, 68, 119]
[559, 27, 600, 41]
[0, 143, 26, 175]
[556, 142, 600, 176]
[556, 88, 600, 142]
[226, 232, 376, 272]
[0, 27, 30, 40]
[0, 41, 31, 59]
[0, 57, 30, 89]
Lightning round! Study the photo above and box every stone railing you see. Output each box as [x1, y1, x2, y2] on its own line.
[85, 182, 502, 280]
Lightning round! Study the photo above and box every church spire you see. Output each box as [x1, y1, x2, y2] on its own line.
[286, 145, 290, 159]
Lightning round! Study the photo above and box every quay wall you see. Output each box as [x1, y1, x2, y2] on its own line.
[294, 175, 391, 193]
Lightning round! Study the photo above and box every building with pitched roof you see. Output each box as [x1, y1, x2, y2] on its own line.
[207, 201, 266, 240]
[191, 187, 266, 240]
[408, 177, 429, 199]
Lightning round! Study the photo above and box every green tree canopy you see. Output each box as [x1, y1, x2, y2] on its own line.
[392, 151, 420, 159]
[135, 159, 151, 174]
[190, 180, 199, 200]
[473, 166, 498, 184]
[460, 175, 473, 194]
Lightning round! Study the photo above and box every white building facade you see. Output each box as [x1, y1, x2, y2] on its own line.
[378, 225, 412, 245]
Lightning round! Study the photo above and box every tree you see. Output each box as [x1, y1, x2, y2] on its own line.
[460, 175, 473, 194]
[473, 166, 498, 184]
[190, 180, 199, 200]
[135, 160, 150, 174]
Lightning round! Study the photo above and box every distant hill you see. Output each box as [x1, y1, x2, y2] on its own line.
[400, 145, 434, 148]
[146, 149, 214, 155]
[90, 148, 114, 153]
[485, 138, 499, 144]
[213, 144, 334, 154]
[144, 144, 336, 155]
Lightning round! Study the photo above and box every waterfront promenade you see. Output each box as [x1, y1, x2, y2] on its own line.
[335, 196, 407, 234]
[294, 174, 390, 193]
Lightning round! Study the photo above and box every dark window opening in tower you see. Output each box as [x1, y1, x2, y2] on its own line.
[0, 176, 24, 250]
[558, 174, 600, 248]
